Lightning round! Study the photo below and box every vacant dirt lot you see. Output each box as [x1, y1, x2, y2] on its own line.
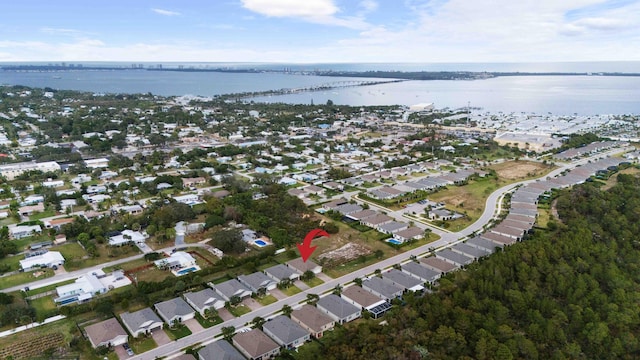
[318, 243, 371, 265]
[491, 161, 550, 180]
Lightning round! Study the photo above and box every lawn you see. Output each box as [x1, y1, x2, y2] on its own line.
[0, 268, 54, 290]
[279, 285, 302, 296]
[29, 209, 57, 221]
[227, 305, 251, 317]
[0, 254, 23, 273]
[64, 244, 141, 271]
[256, 294, 278, 306]
[29, 296, 59, 321]
[24, 279, 75, 297]
[56, 242, 87, 261]
[302, 277, 324, 287]
[195, 313, 222, 328]
[130, 335, 157, 354]
[165, 324, 192, 340]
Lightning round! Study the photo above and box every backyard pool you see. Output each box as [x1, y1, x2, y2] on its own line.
[176, 266, 198, 275]
[253, 239, 268, 247]
[386, 238, 404, 245]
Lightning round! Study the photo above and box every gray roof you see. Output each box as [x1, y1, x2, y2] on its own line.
[333, 203, 363, 215]
[382, 269, 423, 290]
[184, 288, 223, 310]
[317, 294, 360, 319]
[402, 261, 442, 282]
[377, 221, 408, 234]
[341, 286, 385, 308]
[264, 264, 298, 282]
[466, 236, 502, 252]
[452, 243, 491, 258]
[238, 272, 276, 292]
[346, 209, 378, 220]
[362, 276, 403, 299]
[214, 279, 252, 299]
[437, 249, 474, 266]
[198, 340, 244, 360]
[263, 315, 310, 346]
[154, 297, 195, 322]
[120, 308, 162, 331]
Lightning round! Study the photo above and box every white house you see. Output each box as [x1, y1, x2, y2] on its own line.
[154, 251, 196, 271]
[19, 251, 65, 271]
[10, 225, 42, 239]
[55, 272, 108, 305]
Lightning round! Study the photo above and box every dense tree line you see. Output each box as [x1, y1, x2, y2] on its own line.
[296, 174, 640, 359]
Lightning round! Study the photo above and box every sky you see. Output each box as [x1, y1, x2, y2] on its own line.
[0, 0, 638, 63]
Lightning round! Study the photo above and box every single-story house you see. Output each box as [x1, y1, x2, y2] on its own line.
[420, 256, 458, 274]
[120, 308, 164, 338]
[238, 272, 278, 294]
[382, 269, 424, 292]
[108, 230, 146, 246]
[233, 329, 280, 360]
[183, 288, 225, 315]
[212, 279, 252, 302]
[393, 227, 424, 243]
[10, 224, 42, 239]
[316, 294, 361, 325]
[436, 249, 475, 267]
[55, 272, 107, 305]
[19, 251, 64, 271]
[84, 317, 128, 349]
[264, 264, 300, 283]
[402, 261, 442, 284]
[291, 304, 335, 339]
[286, 258, 322, 275]
[341, 286, 390, 319]
[154, 251, 197, 271]
[154, 297, 196, 326]
[18, 203, 44, 217]
[362, 276, 404, 301]
[198, 339, 244, 360]
[262, 315, 311, 349]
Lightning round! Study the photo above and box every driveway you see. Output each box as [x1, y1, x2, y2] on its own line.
[242, 297, 262, 311]
[151, 329, 172, 346]
[294, 280, 309, 291]
[218, 308, 234, 321]
[184, 318, 204, 333]
[316, 273, 333, 282]
[114, 344, 131, 359]
[269, 288, 287, 300]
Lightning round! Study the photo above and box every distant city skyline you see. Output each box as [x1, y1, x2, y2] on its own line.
[0, 0, 638, 63]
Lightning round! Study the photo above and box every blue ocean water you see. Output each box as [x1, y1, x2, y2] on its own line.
[1, 62, 639, 115]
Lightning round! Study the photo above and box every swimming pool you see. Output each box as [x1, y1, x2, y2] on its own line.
[386, 238, 404, 245]
[177, 267, 197, 275]
[253, 239, 268, 247]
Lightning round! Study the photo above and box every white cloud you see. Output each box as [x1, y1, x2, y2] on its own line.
[240, 0, 338, 17]
[359, 0, 378, 13]
[152, 8, 181, 16]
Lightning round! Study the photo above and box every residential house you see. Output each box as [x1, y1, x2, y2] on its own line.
[419, 256, 458, 274]
[44, 217, 74, 231]
[198, 340, 244, 360]
[10, 224, 42, 239]
[18, 203, 44, 217]
[264, 264, 300, 283]
[182, 177, 206, 188]
[436, 249, 474, 267]
[19, 251, 64, 271]
[345, 209, 378, 221]
[154, 251, 196, 271]
[402, 261, 442, 284]
[109, 230, 146, 246]
[291, 304, 335, 339]
[465, 236, 502, 252]
[362, 276, 404, 301]
[84, 318, 128, 349]
[154, 297, 196, 326]
[451, 242, 492, 259]
[393, 227, 424, 243]
[238, 272, 278, 294]
[316, 294, 361, 325]
[360, 214, 393, 228]
[212, 279, 252, 302]
[120, 308, 164, 338]
[341, 286, 390, 319]
[286, 258, 322, 275]
[332, 203, 363, 215]
[262, 315, 310, 349]
[184, 288, 225, 315]
[233, 328, 280, 360]
[377, 221, 409, 235]
[55, 272, 107, 305]
[382, 269, 424, 292]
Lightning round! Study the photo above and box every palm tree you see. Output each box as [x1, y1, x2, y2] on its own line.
[332, 284, 342, 296]
[252, 316, 266, 330]
[281, 304, 293, 317]
[221, 326, 235, 341]
[353, 277, 363, 286]
[306, 293, 320, 305]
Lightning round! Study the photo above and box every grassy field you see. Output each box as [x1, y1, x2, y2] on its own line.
[29, 296, 58, 321]
[0, 268, 54, 290]
[0, 254, 23, 272]
[602, 166, 640, 191]
[56, 242, 87, 261]
[29, 209, 57, 221]
[64, 243, 141, 271]
[256, 294, 278, 306]
[24, 279, 74, 297]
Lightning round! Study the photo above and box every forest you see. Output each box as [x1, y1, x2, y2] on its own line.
[295, 173, 640, 360]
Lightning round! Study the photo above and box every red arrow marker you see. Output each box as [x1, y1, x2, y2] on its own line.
[297, 228, 329, 262]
